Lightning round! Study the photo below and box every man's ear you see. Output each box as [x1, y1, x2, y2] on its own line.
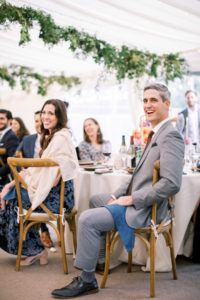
[165, 100, 170, 109]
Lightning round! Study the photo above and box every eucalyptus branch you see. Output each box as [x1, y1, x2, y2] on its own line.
[0, 0, 188, 82]
[0, 64, 81, 95]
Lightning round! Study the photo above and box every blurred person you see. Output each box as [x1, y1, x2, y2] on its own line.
[16, 111, 54, 248]
[0, 109, 19, 189]
[52, 83, 184, 298]
[79, 118, 111, 161]
[12, 117, 30, 141]
[0, 99, 79, 266]
[176, 90, 200, 144]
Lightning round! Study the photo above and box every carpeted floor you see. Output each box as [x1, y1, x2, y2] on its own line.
[0, 247, 200, 300]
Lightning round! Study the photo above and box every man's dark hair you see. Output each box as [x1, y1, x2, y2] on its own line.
[144, 83, 171, 102]
[0, 109, 13, 120]
[185, 90, 197, 97]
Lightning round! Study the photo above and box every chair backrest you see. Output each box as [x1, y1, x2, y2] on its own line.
[152, 160, 175, 230]
[15, 150, 23, 158]
[7, 157, 65, 221]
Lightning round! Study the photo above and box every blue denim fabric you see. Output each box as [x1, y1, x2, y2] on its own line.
[104, 204, 135, 252]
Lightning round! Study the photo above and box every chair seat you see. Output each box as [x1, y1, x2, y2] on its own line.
[17, 207, 77, 222]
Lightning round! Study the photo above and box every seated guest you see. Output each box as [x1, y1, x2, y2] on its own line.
[0, 109, 19, 189]
[51, 83, 184, 298]
[0, 99, 79, 266]
[79, 118, 111, 161]
[11, 117, 30, 141]
[16, 111, 54, 248]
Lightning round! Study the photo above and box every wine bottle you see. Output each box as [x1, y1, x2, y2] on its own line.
[127, 136, 135, 167]
[119, 135, 127, 153]
[119, 135, 127, 168]
[135, 145, 142, 166]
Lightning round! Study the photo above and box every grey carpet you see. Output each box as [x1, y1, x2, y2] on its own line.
[0, 248, 200, 300]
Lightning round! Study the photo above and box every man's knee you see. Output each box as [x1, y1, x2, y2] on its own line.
[78, 209, 96, 229]
[89, 193, 110, 208]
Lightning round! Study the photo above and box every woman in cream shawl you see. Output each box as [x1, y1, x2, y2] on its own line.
[0, 99, 79, 266]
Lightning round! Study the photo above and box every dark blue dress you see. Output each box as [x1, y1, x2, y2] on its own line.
[0, 180, 74, 256]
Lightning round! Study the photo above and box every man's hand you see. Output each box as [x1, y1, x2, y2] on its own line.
[107, 195, 133, 206]
[107, 197, 116, 205]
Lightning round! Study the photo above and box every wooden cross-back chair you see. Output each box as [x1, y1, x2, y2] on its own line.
[7, 157, 77, 274]
[101, 160, 177, 297]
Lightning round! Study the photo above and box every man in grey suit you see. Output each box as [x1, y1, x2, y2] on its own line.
[52, 83, 185, 299]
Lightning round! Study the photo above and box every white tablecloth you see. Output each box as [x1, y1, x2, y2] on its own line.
[65, 168, 200, 272]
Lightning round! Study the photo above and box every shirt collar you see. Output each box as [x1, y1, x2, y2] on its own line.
[152, 118, 169, 135]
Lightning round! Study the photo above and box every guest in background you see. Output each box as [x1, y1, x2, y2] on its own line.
[79, 118, 111, 161]
[176, 90, 200, 144]
[0, 109, 19, 189]
[0, 99, 79, 266]
[16, 111, 54, 248]
[11, 117, 30, 141]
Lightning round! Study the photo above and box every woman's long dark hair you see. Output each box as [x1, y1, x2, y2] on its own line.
[40, 99, 68, 156]
[84, 118, 103, 144]
[13, 117, 30, 141]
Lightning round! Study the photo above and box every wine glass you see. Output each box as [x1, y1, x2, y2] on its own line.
[102, 143, 111, 164]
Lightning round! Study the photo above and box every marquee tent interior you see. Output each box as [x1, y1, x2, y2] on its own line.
[1, 0, 200, 150]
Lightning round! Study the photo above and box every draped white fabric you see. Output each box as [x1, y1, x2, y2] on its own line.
[1, 0, 200, 147]
[0, 0, 200, 76]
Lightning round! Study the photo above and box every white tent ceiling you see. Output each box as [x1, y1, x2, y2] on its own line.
[0, 0, 200, 79]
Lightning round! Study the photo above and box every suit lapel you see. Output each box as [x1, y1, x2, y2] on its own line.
[134, 121, 170, 174]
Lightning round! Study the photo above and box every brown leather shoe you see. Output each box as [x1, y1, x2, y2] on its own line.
[40, 231, 54, 248]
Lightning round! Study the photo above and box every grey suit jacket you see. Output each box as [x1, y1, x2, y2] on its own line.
[113, 121, 184, 229]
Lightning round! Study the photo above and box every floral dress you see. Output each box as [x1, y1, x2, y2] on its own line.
[0, 180, 74, 256]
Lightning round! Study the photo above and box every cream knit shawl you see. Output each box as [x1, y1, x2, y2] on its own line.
[25, 128, 79, 210]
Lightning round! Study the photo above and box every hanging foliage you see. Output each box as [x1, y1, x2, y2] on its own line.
[0, 64, 81, 95]
[0, 0, 188, 82]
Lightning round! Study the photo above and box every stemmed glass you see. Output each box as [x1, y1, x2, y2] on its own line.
[102, 143, 111, 165]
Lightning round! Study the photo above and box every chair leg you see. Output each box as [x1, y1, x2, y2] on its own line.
[169, 227, 178, 280]
[15, 223, 24, 271]
[150, 233, 156, 298]
[57, 219, 61, 247]
[100, 232, 111, 288]
[127, 250, 132, 272]
[67, 216, 77, 254]
[59, 219, 68, 274]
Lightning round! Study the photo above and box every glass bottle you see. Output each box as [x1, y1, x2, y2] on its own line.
[127, 136, 135, 167]
[119, 135, 127, 168]
[135, 145, 142, 166]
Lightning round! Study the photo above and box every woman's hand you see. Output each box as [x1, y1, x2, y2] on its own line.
[107, 196, 133, 206]
[19, 169, 31, 180]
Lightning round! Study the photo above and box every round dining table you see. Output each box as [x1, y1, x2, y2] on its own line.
[65, 167, 200, 272]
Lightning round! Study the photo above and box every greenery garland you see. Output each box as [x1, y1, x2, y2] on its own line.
[0, 0, 188, 82]
[0, 64, 80, 95]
